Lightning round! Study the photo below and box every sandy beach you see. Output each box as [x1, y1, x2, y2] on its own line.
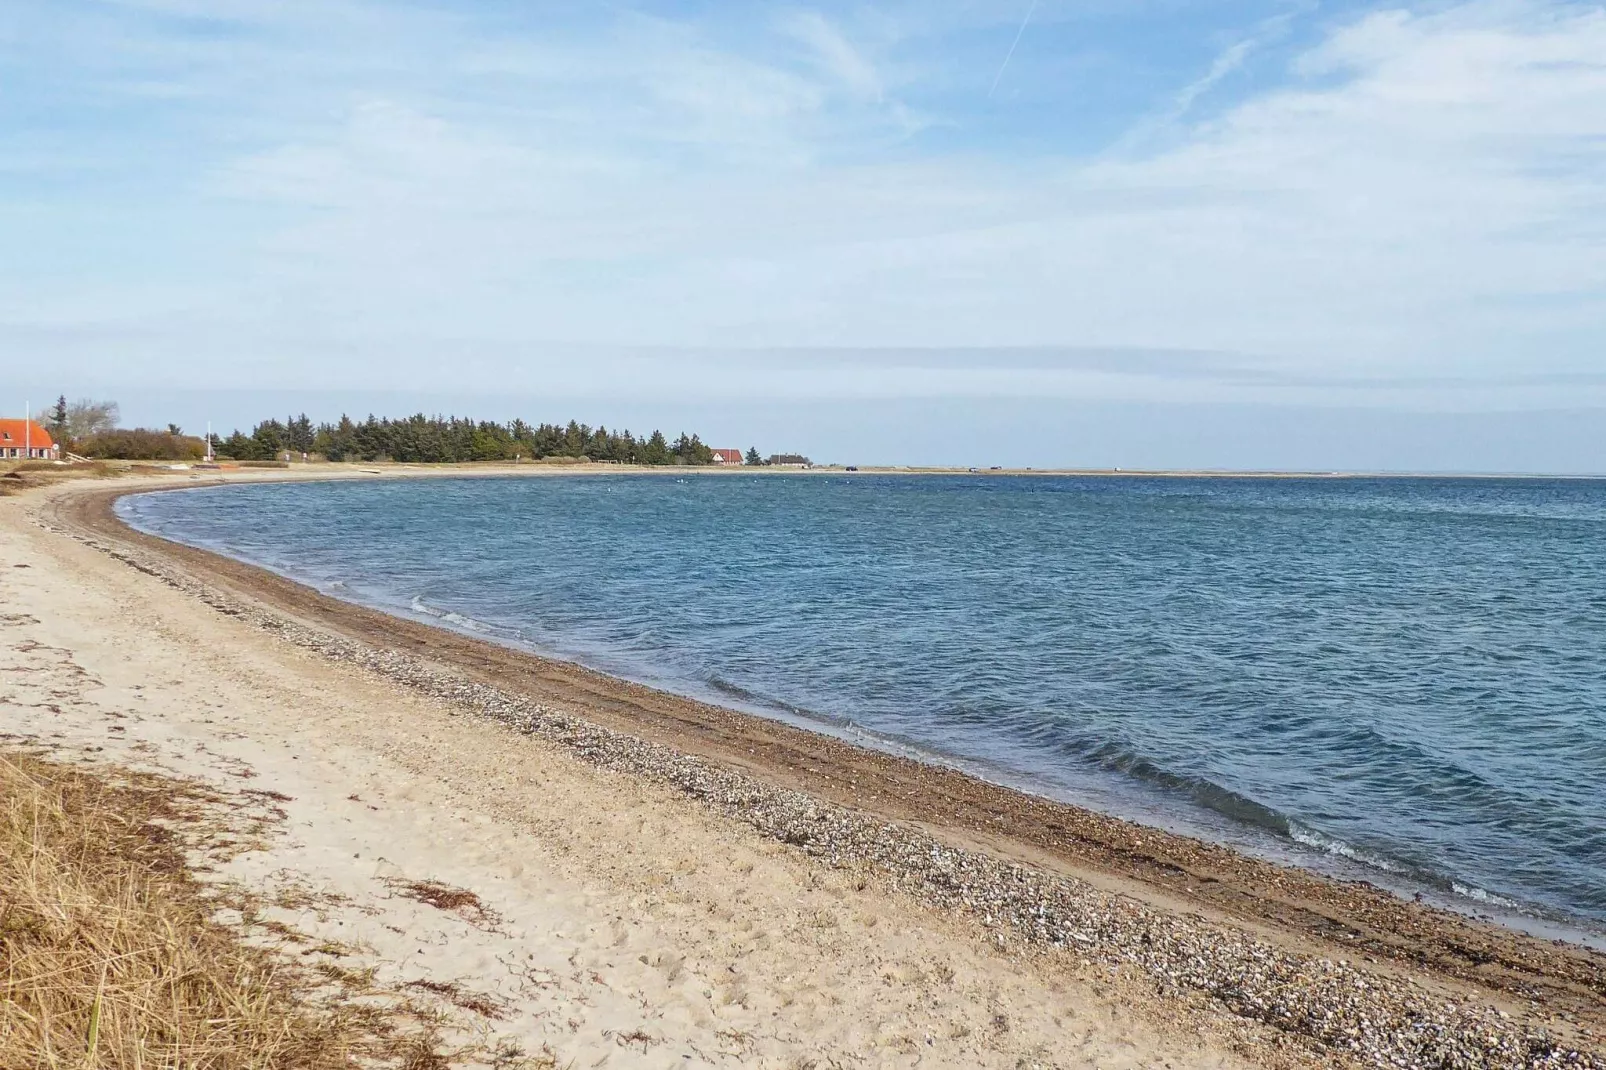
[4, 468, 1603, 1068]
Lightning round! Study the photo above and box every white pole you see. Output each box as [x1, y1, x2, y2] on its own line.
[206, 420, 212, 462]
[24, 401, 29, 460]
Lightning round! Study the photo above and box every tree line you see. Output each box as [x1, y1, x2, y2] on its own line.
[221, 414, 727, 465]
[46, 398, 803, 467]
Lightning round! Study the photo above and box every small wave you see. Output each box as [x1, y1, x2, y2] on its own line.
[409, 597, 492, 634]
[1078, 745, 1499, 900]
[704, 675, 854, 729]
[1287, 821, 1410, 875]
[1079, 744, 1293, 836]
[1451, 882, 1521, 909]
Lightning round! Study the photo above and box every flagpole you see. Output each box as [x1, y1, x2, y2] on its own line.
[24, 401, 29, 460]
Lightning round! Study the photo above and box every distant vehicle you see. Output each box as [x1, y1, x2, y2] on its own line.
[968, 467, 978, 473]
[845, 466, 858, 472]
[989, 466, 1002, 470]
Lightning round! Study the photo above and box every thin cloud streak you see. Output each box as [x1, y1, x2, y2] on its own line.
[988, 0, 1037, 98]
[1118, 1, 1313, 150]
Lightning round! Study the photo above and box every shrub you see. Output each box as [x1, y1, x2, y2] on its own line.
[76, 429, 208, 461]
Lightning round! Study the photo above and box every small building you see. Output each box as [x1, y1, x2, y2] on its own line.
[710, 448, 743, 465]
[0, 420, 58, 460]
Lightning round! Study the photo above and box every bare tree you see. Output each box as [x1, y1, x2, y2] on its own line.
[65, 399, 120, 444]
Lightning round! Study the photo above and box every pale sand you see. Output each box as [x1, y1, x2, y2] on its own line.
[2, 478, 1272, 1067]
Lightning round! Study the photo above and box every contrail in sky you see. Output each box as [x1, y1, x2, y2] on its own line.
[989, 0, 1039, 98]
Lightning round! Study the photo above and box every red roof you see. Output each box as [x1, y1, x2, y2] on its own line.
[711, 448, 743, 464]
[0, 420, 54, 449]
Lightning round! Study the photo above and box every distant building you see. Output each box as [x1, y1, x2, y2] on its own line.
[0, 420, 58, 460]
[710, 448, 743, 465]
[767, 453, 812, 468]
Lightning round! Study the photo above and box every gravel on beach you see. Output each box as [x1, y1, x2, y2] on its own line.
[45, 500, 1605, 1070]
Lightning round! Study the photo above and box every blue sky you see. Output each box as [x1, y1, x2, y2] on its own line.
[5, 0, 1606, 468]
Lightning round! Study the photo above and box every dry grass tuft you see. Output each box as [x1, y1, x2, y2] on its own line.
[0, 749, 443, 1068]
[0, 461, 114, 496]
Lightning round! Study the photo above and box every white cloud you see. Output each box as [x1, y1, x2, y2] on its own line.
[6, 1, 1606, 414]
[781, 10, 885, 101]
[1163, 4, 1312, 124]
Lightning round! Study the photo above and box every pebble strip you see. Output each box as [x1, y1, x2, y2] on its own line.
[48, 511, 1604, 1070]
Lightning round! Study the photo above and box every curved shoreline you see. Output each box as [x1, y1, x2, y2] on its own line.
[37, 473, 1606, 1061]
[112, 476, 1590, 939]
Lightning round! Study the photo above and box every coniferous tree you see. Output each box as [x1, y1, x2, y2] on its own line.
[744, 446, 762, 466]
[222, 431, 256, 460]
[286, 413, 315, 453]
[213, 413, 737, 466]
[251, 419, 287, 459]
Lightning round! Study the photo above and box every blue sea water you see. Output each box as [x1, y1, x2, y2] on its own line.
[118, 474, 1606, 934]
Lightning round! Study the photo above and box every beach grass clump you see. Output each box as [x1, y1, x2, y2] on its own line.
[0, 749, 412, 1069]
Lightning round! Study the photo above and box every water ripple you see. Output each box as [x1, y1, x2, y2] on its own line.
[119, 474, 1606, 929]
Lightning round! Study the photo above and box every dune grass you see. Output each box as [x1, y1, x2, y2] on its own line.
[0, 749, 440, 1069]
[0, 461, 114, 496]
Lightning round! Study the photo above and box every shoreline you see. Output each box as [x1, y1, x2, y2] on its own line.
[19, 471, 1606, 1065]
[111, 467, 1606, 941]
[39, 456, 1606, 481]
[16, 474, 1284, 1069]
[113, 478, 1605, 946]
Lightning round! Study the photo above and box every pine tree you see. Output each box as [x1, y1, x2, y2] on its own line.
[221, 431, 256, 460]
[50, 396, 68, 444]
[212, 412, 724, 467]
[287, 413, 315, 453]
[744, 446, 761, 466]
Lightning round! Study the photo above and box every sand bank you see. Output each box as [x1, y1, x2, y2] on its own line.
[5, 471, 1604, 1068]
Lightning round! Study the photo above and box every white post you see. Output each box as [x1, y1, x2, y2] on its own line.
[24, 401, 29, 459]
[206, 420, 213, 462]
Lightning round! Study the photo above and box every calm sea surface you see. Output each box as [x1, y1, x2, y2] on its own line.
[119, 474, 1606, 933]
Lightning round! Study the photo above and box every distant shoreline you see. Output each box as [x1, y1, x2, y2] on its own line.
[74, 457, 1606, 482]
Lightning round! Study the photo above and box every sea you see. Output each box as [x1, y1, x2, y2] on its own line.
[117, 473, 1606, 941]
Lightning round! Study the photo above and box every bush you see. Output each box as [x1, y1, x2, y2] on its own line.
[76, 429, 208, 461]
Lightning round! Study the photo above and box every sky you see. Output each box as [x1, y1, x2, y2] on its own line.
[4, 0, 1605, 470]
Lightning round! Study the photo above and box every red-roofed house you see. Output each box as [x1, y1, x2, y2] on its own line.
[710, 448, 743, 465]
[0, 420, 58, 460]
